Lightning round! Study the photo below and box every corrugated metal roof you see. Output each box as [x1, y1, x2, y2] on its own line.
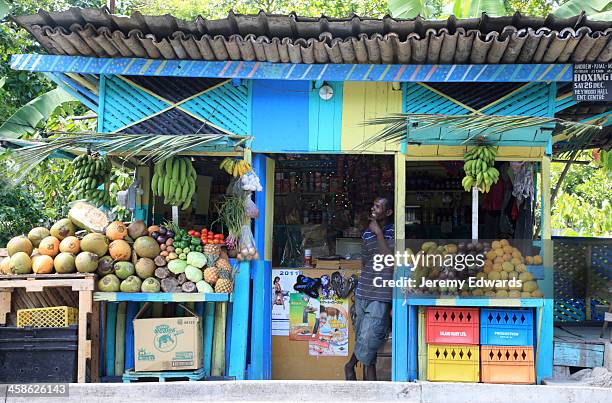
[13, 7, 612, 64]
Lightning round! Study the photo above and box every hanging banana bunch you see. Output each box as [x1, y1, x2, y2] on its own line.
[72, 153, 112, 206]
[219, 158, 252, 177]
[151, 156, 197, 210]
[462, 145, 499, 193]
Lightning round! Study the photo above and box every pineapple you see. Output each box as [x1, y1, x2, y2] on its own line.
[215, 269, 233, 293]
[216, 258, 231, 272]
[204, 243, 221, 256]
[203, 266, 219, 285]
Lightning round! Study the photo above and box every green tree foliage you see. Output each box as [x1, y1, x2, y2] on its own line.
[553, 0, 612, 21]
[0, 176, 48, 246]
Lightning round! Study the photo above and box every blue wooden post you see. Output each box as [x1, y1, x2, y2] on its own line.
[392, 266, 409, 381]
[250, 154, 273, 379]
[408, 305, 418, 381]
[104, 302, 117, 377]
[536, 298, 554, 383]
[228, 261, 250, 380]
[124, 302, 139, 371]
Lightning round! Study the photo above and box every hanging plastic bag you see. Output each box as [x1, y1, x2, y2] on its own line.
[238, 224, 259, 261]
[244, 194, 260, 219]
[241, 171, 263, 192]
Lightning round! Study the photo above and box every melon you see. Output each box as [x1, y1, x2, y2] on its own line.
[127, 220, 148, 239]
[50, 218, 76, 240]
[9, 252, 32, 274]
[75, 251, 99, 273]
[0, 257, 11, 274]
[135, 258, 156, 279]
[28, 227, 50, 247]
[97, 256, 115, 276]
[32, 255, 54, 274]
[80, 233, 109, 257]
[38, 236, 60, 257]
[54, 252, 76, 273]
[7, 236, 33, 257]
[98, 274, 121, 292]
[133, 236, 160, 259]
[109, 240, 131, 261]
[106, 221, 128, 241]
[59, 236, 80, 254]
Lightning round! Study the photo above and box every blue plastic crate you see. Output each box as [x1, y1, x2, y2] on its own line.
[480, 308, 534, 346]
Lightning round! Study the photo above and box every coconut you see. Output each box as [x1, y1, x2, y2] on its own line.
[135, 258, 156, 279]
[54, 252, 76, 273]
[109, 239, 131, 261]
[98, 274, 121, 292]
[7, 236, 33, 257]
[68, 201, 109, 233]
[133, 236, 161, 259]
[32, 255, 54, 274]
[120, 275, 142, 292]
[50, 218, 76, 240]
[38, 236, 60, 257]
[28, 227, 50, 248]
[0, 257, 10, 274]
[141, 277, 161, 293]
[9, 252, 32, 274]
[59, 236, 80, 254]
[80, 233, 109, 257]
[114, 261, 135, 280]
[75, 251, 99, 273]
[106, 221, 128, 241]
[97, 256, 115, 276]
[127, 220, 148, 239]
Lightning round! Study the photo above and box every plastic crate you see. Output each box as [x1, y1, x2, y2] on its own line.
[480, 308, 534, 346]
[427, 344, 480, 382]
[0, 326, 78, 383]
[17, 306, 78, 328]
[426, 307, 479, 345]
[481, 346, 535, 384]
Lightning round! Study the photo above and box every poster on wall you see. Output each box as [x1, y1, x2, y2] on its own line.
[272, 269, 301, 336]
[308, 297, 350, 357]
[289, 293, 321, 341]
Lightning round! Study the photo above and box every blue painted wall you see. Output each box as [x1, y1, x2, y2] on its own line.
[309, 82, 343, 151]
[251, 80, 310, 152]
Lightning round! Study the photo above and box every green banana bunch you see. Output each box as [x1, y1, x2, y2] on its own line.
[71, 153, 112, 206]
[462, 145, 499, 193]
[151, 156, 197, 210]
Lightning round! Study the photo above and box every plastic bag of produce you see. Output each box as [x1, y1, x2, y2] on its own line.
[238, 224, 258, 261]
[244, 194, 259, 219]
[241, 171, 263, 192]
[68, 201, 110, 233]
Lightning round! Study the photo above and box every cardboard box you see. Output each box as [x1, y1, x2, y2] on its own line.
[133, 304, 203, 372]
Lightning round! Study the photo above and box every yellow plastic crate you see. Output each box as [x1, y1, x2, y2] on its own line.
[17, 306, 78, 328]
[427, 344, 480, 382]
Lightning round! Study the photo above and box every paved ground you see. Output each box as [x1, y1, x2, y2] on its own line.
[2, 381, 609, 403]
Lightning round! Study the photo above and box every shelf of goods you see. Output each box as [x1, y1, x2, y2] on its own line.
[0, 273, 97, 383]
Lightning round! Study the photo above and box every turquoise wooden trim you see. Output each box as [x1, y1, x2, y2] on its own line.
[124, 301, 138, 372]
[392, 266, 409, 381]
[104, 302, 117, 377]
[246, 80, 253, 136]
[227, 261, 250, 380]
[44, 73, 98, 111]
[555, 96, 578, 113]
[537, 299, 554, 383]
[547, 82, 557, 118]
[93, 292, 230, 302]
[553, 341, 605, 368]
[59, 73, 98, 105]
[202, 302, 216, 377]
[404, 297, 545, 307]
[581, 110, 612, 125]
[11, 55, 574, 82]
[97, 74, 106, 132]
[308, 81, 343, 151]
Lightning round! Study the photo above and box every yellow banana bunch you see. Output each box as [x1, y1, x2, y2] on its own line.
[152, 156, 197, 210]
[462, 145, 499, 193]
[220, 158, 252, 177]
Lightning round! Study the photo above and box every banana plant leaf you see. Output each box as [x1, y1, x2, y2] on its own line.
[554, 0, 612, 20]
[0, 88, 74, 138]
[389, 0, 429, 18]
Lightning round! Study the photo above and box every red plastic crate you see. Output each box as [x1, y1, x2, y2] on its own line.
[426, 307, 479, 345]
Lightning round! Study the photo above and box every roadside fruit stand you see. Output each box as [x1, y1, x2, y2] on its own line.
[3, 7, 611, 383]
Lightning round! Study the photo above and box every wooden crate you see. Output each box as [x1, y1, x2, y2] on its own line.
[0, 274, 98, 383]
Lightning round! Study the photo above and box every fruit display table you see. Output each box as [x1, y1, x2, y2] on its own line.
[0, 273, 97, 383]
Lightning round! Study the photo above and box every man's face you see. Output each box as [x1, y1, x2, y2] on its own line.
[371, 197, 391, 221]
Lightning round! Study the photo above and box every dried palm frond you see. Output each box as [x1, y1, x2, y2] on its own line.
[360, 113, 606, 157]
[2, 131, 250, 183]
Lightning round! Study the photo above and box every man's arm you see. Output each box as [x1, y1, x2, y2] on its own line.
[369, 219, 392, 256]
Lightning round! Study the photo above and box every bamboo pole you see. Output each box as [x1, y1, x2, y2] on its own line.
[114, 302, 126, 376]
[211, 302, 227, 377]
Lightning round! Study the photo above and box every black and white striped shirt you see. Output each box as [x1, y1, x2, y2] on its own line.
[355, 224, 395, 302]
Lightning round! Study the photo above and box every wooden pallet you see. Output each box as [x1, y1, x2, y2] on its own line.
[0, 273, 98, 383]
[122, 367, 207, 383]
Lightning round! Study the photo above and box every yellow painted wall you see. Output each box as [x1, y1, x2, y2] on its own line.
[341, 82, 402, 153]
[404, 145, 544, 160]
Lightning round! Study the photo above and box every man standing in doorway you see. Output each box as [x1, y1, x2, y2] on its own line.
[345, 195, 394, 381]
